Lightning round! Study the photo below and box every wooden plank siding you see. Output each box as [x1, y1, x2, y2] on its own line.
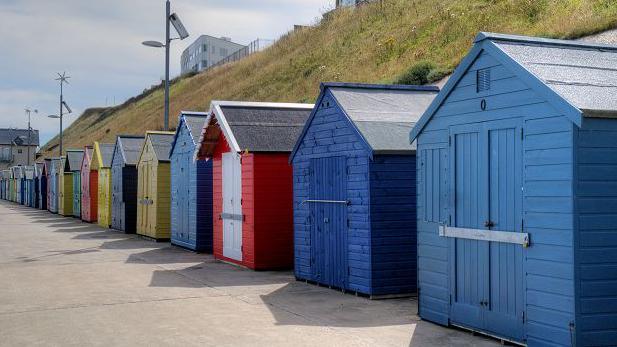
[416, 51, 576, 345]
[575, 118, 617, 346]
[59, 172, 73, 216]
[97, 168, 112, 228]
[111, 144, 125, 232]
[369, 154, 417, 295]
[253, 153, 294, 269]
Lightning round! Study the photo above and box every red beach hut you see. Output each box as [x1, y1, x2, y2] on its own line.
[196, 101, 313, 270]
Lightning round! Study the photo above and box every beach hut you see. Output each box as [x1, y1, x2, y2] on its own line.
[170, 112, 212, 252]
[44, 159, 52, 211]
[8, 168, 15, 202]
[13, 166, 24, 204]
[63, 149, 84, 217]
[111, 135, 145, 233]
[48, 158, 61, 213]
[136, 131, 174, 240]
[36, 162, 46, 210]
[91, 142, 114, 228]
[0, 170, 6, 200]
[409, 32, 617, 346]
[24, 166, 35, 207]
[80, 146, 97, 222]
[58, 156, 72, 216]
[289, 83, 438, 296]
[195, 101, 313, 270]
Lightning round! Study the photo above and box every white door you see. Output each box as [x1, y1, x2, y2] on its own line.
[222, 152, 242, 261]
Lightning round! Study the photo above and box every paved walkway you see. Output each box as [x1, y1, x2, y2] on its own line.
[0, 200, 499, 346]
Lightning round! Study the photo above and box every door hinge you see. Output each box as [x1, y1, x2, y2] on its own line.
[521, 218, 525, 233]
[520, 128, 524, 140]
[347, 267, 350, 276]
[448, 135, 452, 146]
[521, 311, 525, 323]
[449, 294, 452, 305]
[347, 219, 350, 228]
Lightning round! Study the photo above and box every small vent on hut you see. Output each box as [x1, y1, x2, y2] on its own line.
[477, 68, 491, 92]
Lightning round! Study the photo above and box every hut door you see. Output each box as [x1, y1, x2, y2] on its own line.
[450, 120, 524, 341]
[309, 157, 347, 288]
[222, 152, 242, 261]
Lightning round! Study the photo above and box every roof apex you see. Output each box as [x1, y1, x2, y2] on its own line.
[321, 82, 439, 92]
[475, 32, 617, 51]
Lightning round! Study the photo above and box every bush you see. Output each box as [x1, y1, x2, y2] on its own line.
[395, 61, 435, 85]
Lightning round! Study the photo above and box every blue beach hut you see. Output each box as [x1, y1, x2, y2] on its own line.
[170, 111, 212, 252]
[48, 158, 61, 213]
[410, 32, 617, 346]
[24, 166, 35, 207]
[290, 83, 439, 296]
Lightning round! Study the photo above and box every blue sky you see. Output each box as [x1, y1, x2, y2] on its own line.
[0, 0, 333, 146]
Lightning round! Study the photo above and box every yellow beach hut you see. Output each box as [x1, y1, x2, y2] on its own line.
[59, 150, 84, 216]
[136, 131, 174, 241]
[91, 141, 115, 228]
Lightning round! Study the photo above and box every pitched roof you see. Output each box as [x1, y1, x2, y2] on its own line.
[115, 135, 145, 166]
[93, 142, 115, 168]
[65, 150, 84, 172]
[197, 101, 313, 158]
[145, 132, 175, 162]
[170, 112, 209, 155]
[486, 33, 617, 117]
[0, 129, 40, 146]
[411, 32, 617, 141]
[328, 83, 438, 152]
[24, 166, 35, 180]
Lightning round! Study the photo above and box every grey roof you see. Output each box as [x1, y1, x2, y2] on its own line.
[24, 166, 35, 180]
[183, 113, 209, 143]
[66, 150, 84, 171]
[98, 143, 115, 167]
[148, 133, 175, 161]
[219, 105, 312, 152]
[330, 86, 438, 152]
[0, 129, 39, 146]
[489, 34, 617, 116]
[117, 136, 145, 165]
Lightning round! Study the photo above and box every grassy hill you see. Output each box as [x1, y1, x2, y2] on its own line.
[39, 0, 617, 157]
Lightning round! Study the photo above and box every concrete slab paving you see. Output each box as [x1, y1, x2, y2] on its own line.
[0, 200, 500, 346]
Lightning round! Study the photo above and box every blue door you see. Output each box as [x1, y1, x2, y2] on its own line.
[450, 128, 487, 329]
[484, 122, 525, 341]
[310, 157, 347, 288]
[449, 120, 525, 342]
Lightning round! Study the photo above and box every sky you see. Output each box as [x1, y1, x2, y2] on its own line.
[0, 0, 334, 146]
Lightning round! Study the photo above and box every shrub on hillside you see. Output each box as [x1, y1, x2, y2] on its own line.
[395, 61, 450, 85]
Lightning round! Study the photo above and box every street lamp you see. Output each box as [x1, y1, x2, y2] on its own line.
[25, 108, 38, 165]
[142, 0, 189, 131]
[54, 72, 71, 156]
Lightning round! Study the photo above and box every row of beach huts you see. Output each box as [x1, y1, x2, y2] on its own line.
[2, 33, 616, 346]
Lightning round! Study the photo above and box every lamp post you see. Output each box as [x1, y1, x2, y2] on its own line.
[142, 0, 189, 131]
[24, 108, 38, 165]
[54, 72, 71, 156]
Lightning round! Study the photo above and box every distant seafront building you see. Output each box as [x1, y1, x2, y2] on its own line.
[0, 128, 40, 170]
[335, 0, 375, 7]
[180, 35, 245, 74]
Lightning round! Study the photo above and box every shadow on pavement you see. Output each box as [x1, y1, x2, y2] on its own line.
[258, 281, 418, 328]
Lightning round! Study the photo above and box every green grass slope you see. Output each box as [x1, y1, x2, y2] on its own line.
[39, 0, 617, 157]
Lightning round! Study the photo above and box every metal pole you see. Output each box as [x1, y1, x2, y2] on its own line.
[59, 81, 63, 156]
[164, 0, 170, 131]
[26, 110, 31, 165]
